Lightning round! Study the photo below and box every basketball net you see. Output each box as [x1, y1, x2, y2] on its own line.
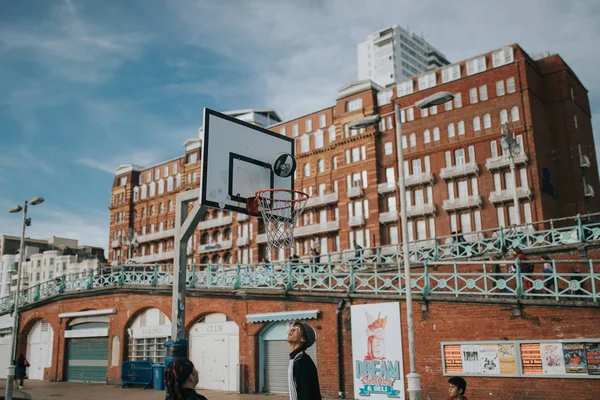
[251, 189, 309, 255]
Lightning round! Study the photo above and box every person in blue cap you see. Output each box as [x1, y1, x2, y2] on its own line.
[287, 321, 321, 400]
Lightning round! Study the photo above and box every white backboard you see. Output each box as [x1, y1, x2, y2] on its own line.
[200, 108, 295, 215]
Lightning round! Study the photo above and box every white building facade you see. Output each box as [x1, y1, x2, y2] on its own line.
[357, 25, 449, 87]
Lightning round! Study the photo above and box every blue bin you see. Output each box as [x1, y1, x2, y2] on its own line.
[153, 364, 165, 390]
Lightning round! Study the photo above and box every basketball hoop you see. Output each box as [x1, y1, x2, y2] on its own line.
[248, 189, 309, 254]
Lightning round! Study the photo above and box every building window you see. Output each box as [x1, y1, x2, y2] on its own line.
[301, 135, 310, 153]
[482, 114, 491, 129]
[397, 80, 414, 97]
[570, 86, 575, 100]
[479, 85, 488, 101]
[500, 109, 508, 124]
[574, 114, 578, 129]
[442, 64, 461, 83]
[492, 46, 514, 68]
[305, 119, 312, 133]
[466, 56, 486, 75]
[315, 130, 324, 149]
[332, 156, 337, 169]
[430, 105, 438, 115]
[409, 133, 416, 147]
[346, 98, 362, 112]
[424, 130, 431, 144]
[280, 127, 286, 136]
[320, 114, 327, 128]
[119, 177, 127, 186]
[293, 124, 299, 137]
[186, 153, 197, 164]
[511, 107, 520, 122]
[407, 107, 414, 121]
[418, 72, 436, 90]
[387, 116, 393, 130]
[448, 123, 455, 138]
[445, 99, 453, 111]
[469, 88, 478, 104]
[496, 81, 505, 96]
[318, 159, 325, 173]
[454, 93, 462, 108]
[129, 337, 168, 364]
[420, 108, 428, 118]
[458, 121, 465, 135]
[304, 164, 310, 177]
[507, 77, 516, 93]
[473, 117, 481, 131]
[402, 136, 408, 149]
[433, 127, 440, 141]
[377, 90, 393, 106]
[384, 142, 393, 155]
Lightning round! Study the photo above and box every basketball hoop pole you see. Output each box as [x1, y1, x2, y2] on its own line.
[172, 190, 207, 341]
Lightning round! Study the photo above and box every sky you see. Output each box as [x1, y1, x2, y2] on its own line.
[0, 0, 599, 252]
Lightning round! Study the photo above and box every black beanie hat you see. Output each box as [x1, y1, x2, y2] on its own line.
[448, 377, 467, 394]
[294, 321, 316, 349]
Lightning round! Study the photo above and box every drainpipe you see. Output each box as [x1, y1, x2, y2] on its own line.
[336, 300, 345, 398]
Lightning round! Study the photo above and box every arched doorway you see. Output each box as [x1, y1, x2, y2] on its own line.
[126, 308, 171, 364]
[260, 321, 317, 393]
[26, 319, 54, 380]
[64, 316, 110, 382]
[189, 313, 239, 391]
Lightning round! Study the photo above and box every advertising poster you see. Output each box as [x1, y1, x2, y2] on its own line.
[478, 345, 501, 375]
[497, 344, 517, 374]
[521, 343, 543, 375]
[540, 343, 565, 375]
[460, 345, 480, 374]
[563, 343, 588, 374]
[351, 302, 405, 400]
[585, 343, 600, 376]
[443, 345, 463, 373]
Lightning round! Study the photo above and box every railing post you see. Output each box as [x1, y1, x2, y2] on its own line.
[59, 274, 66, 293]
[552, 259, 559, 301]
[208, 263, 213, 287]
[515, 258, 523, 298]
[118, 265, 125, 287]
[577, 213, 585, 243]
[423, 261, 431, 296]
[190, 263, 197, 288]
[349, 262, 355, 294]
[33, 284, 40, 302]
[151, 263, 159, 287]
[87, 268, 94, 289]
[590, 259, 597, 303]
[286, 262, 293, 291]
[499, 226, 506, 253]
[234, 264, 241, 289]
[433, 237, 439, 261]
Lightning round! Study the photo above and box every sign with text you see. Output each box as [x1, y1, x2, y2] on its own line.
[351, 302, 405, 400]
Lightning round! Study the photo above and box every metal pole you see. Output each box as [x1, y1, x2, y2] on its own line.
[5, 201, 28, 400]
[394, 104, 420, 400]
[510, 159, 521, 226]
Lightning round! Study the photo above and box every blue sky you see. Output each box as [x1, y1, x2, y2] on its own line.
[1, 0, 599, 251]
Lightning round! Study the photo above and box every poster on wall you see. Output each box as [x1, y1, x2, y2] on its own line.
[478, 345, 500, 375]
[563, 343, 588, 374]
[585, 343, 600, 376]
[444, 345, 463, 373]
[540, 343, 565, 375]
[460, 345, 480, 374]
[497, 344, 517, 374]
[351, 302, 405, 400]
[520, 343, 543, 375]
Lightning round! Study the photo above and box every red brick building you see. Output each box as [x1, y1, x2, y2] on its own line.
[108, 43, 599, 266]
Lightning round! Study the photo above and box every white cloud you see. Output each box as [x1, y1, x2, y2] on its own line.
[0, 146, 56, 175]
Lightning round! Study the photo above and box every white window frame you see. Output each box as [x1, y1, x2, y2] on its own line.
[418, 72, 436, 90]
[469, 88, 478, 104]
[473, 116, 481, 132]
[454, 93, 462, 108]
[496, 80, 505, 96]
[397, 80, 414, 97]
[305, 119, 312, 133]
[346, 98, 363, 112]
[448, 123, 455, 138]
[507, 77, 516, 93]
[479, 85, 488, 101]
[424, 129, 431, 144]
[280, 126, 287, 136]
[442, 64, 461, 83]
[492, 46, 514, 68]
[483, 114, 491, 129]
[293, 124, 299, 137]
[318, 159, 325, 173]
[458, 121, 465, 135]
[301, 135, 310, 153]
[433, 127, 440, 141]
[466, 56, 486, 75]
[320, 114, 327, 128]
[315, 130, 324, 149]
[384, 142, 393, 155]
[511, 107, 520, 122]
[409, 133, 417, 147]
[500, 109, 508, 124]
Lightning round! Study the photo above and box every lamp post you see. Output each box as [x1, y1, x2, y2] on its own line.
[500, 122, 521, 226]
[5, 196, 44, 400]
[350, 91, 454, 400]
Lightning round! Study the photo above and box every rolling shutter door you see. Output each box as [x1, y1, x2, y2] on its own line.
[65, 337, 108, 382]
[264, 340, 317, 393]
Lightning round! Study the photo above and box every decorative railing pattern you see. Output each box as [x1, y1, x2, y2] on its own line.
[1, 214, 600, 314]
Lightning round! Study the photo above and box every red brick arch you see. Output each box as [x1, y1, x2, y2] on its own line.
[184, 308, 244, 336]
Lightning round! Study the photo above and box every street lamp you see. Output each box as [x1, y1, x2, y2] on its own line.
[500, 122, 521, 226]
[5, 196, 44, 400]
[350, 91, 454, 400]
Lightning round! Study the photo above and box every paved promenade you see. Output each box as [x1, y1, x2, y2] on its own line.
[0, 380, 288, 400]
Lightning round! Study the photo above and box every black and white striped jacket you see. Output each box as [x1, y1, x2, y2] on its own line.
[288, 348, 322, 400]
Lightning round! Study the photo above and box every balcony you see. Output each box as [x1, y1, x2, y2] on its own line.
[305, 193, 338, 209]
[405, 171, 434, 187]
[198, 215, 233, 230]
[377, 182, 396, 194]
[379, 211, 398, 224]
[488, 186, 532, 204]
[348, 215, 366, 227]
[442, 195, 482, 211]
[130, 250, 174, 264]
[111, 240, 121, 249]
[236, 236, 250, 247]
[137, 229, 176, 244]
[407, 203, 436, 218]
[584, 184, 595, 197]
[485, 153, 528, 171]
[198, 240, 233, 254]
[237, 214, 249, 222]
[373, 31, 394, 46]
[440, 162, 479, 180]
[348, 186, 364, 198]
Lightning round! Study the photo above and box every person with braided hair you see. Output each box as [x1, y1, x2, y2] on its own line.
[164, 359, 207, 400]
